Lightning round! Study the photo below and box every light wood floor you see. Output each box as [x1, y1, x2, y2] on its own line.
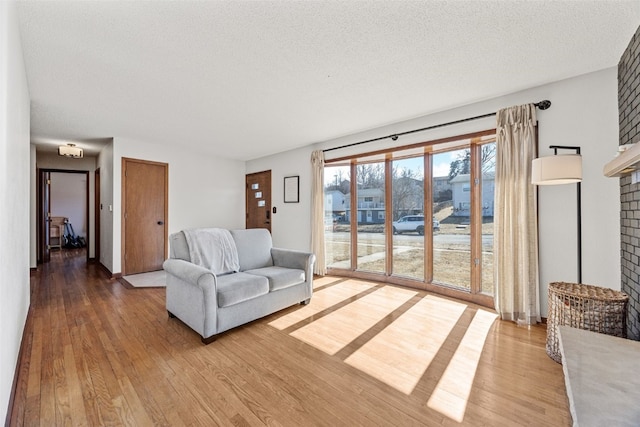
[10, 249, 571, 426]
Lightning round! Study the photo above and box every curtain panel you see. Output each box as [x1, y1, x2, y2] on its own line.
[494, 104, 541, 325]
[311, 150, 326, 275]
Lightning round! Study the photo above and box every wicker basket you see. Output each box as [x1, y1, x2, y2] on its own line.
[546, 282, 628, 363]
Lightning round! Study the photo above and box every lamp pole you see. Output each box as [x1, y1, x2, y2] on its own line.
[549, 145, 582, 283]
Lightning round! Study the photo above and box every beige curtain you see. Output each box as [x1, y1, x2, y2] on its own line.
[494, 104, 540, 325]
[311, 150, 326, 275]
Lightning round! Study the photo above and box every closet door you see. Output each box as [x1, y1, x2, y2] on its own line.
[122, 158, 168, 275]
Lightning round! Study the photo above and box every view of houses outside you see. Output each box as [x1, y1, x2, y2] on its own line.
[324, 142, 495, 295]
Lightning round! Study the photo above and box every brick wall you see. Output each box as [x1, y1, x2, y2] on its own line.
[619, 25, 640, 339]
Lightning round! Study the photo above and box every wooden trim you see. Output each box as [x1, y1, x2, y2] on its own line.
[470, 141, 482, 295]
[424, 151, 434, 283]
[327, 268, 495, 308]
[117, 277, 165, 290]
[85, 170, 90, 262]
[326, 129, 497, 308]
[38, 168, 91, 263]
[326, 129, 496, 164]
[349, 161, 357, 270]
[118, 277, 135, 289]
[6, 305, 33, 426]
[98, 262, 121, 280]
[94, 167, 101, 264]
[384, 155, 393, 276]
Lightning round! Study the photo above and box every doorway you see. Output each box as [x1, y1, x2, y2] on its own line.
[246, 170, 272, 232]
[121, 157, 168, 275]
[38, 169, 90, 263]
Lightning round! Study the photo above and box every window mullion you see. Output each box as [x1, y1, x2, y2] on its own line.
[470, 140, 482, 295]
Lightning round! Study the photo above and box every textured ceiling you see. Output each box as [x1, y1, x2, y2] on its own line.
[17, 1, 640, 161]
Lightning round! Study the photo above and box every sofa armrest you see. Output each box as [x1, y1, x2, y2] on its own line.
[163, 258, 217, 292]
[271, 248, 316, 276]
[163, 258, 219, 340]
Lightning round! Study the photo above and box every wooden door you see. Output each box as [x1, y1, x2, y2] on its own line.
[122, 158, 168, 275]
[40, 170, 52, 263]
[246, 170, 271, 232]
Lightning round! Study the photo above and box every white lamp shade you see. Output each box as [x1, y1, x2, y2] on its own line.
[531, 154, 582, 185]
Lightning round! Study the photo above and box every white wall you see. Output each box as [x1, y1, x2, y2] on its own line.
[108, 138, 246, 274]
[36, 152, 97, 258]
[50, 172, 88, 238]
[247, 68, 621, 316]
[0, 1, 31, 422]
[247, 145, 313, 250]
[97, 142, 114, 273]
[29, 145, 36, 268]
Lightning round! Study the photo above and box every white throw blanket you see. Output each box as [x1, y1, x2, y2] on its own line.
[183, 228, 240, 275]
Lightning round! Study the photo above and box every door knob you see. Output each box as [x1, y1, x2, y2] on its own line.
[157, 221, 164, 225]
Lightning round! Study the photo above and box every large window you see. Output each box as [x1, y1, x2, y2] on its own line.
[325, 164, 351, 269]
[323, 131, 495, 307]
[356, 161, 386, 273]
[392, 157, 425, 280]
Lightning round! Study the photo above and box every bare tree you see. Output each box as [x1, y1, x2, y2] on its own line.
[392, 167, 423, 220]
[448, 149, 471, 181]
[448, 144, 496, 180]
[356, 163, 384, 189]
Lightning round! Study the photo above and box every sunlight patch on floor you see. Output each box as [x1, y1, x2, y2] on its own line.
[344, 295, 467, 394]
[290, 285, 417, 355]
[427, 309, 498, 422]
[268, 280, 375, 330]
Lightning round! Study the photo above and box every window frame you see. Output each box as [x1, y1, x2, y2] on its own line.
[324, 129, 495, 308]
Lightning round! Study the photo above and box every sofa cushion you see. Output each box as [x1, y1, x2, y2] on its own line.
[230, 229, 274, 271]
[169, 232, 191, 261]
[216, 272, 269, 308]
[244, 266, 305, 292]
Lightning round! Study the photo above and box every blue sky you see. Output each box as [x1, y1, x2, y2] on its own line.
[324, 151, 458, 187]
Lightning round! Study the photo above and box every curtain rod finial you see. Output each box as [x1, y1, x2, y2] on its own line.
[536, 100, 551, 110]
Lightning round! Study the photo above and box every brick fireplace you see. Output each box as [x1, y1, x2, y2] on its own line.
[619, 25, 640, 340]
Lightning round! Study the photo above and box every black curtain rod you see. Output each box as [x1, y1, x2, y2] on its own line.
[322, 100, 552, 153]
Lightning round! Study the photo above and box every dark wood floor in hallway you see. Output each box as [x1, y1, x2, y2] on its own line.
[10, 249, 570, 426]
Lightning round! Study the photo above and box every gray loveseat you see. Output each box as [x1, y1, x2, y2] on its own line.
[163, 228, 315, 344]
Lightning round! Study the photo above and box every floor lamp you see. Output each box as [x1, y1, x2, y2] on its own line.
[532, 145, 583, 283]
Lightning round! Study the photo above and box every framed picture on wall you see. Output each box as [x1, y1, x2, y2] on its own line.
[284, 175, 299, 203]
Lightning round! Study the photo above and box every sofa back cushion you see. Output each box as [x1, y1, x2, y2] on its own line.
[182, 228, 240, 275]
[169, 232, 190, 261]
[230, 228, 274, 271]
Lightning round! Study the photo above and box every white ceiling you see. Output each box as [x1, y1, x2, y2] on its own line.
[17, 1, 640, 161]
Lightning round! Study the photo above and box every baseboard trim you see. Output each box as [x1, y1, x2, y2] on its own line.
[98, 262, 122, 280]
[118, 277, 134, 289]
[5, 305, 33, 427]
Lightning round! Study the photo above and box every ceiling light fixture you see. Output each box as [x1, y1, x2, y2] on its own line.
[58, 143, 83, 158]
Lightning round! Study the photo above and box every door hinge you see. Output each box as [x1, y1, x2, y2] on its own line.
[474, 178, 480, 185]
[474, 258, 480, 266]
[47, 179, 51, 185]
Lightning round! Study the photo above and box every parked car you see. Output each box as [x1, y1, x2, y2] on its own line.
[392, 215, 440, 235]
